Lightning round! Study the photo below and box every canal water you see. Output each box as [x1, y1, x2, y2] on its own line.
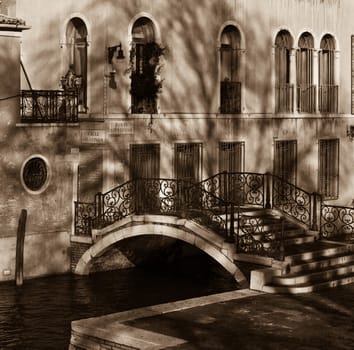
[0, 254, 238, 349]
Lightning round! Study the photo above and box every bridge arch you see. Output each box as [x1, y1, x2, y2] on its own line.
[75, 219, 248, 287]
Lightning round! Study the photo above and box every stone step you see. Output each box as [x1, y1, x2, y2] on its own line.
[272, 261, 354, 286]
[289, 252, 354, 274]
[251, 229, 310, 240]
[254, 234, 314, 248]
[262, 272, 354, 294]
[284, 243, 351, 265]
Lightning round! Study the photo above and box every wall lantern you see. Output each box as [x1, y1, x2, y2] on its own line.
[107, 43, 125, 64]
[347, 125, 354, 141]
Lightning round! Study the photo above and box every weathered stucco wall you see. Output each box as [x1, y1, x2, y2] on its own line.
[0, 231, 70, 282]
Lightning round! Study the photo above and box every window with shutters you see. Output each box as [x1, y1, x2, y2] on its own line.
[274, 140, 297, 184]
[174, 143, 202, 183]
[219, 25, 241, 114]
[296, 32, 316, 113]
[319, 34, 337, 113]
[275, 30, 294, 113]
[319, 139, 339, 199]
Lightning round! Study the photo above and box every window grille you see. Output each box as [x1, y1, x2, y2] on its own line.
[174, 143, 202, 183]
[219, 142, 245, 173]
[130, 144, 160, 179]
[319, 139, 339, 199]
[274, 140, 297, 184]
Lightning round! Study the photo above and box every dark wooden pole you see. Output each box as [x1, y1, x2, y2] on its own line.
[15, 209, 27, 286]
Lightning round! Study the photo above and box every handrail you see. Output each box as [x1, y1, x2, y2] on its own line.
[74, 173, 323, 246]
[320, 204, 354, 239]
[272, 174, 312, 228]
[199, 172, 266, 208]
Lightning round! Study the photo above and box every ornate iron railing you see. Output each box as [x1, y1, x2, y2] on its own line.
[275, 84, 294, 113]
[74, 201, 96, 236]
[95, 180, 136, 228]
[320, 204, 354, 240]
[319, 84, 338, 113]
[20, 89, 78, 123]
[186, 184, 229, 239]
[199, 172, 265, 207]
[272, 175, 312, 227]
[237, 214, 285, 260]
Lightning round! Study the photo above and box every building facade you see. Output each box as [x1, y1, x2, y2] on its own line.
[0, 0, 353, 281]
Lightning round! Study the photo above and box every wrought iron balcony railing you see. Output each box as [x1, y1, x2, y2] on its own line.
[220, 81, 241, 114]
[320, 204, 354, 240]
[275, 84, 294, 113]
[297, 84, 316, 113]
[20, 90, 78, 123]
[319, 84, 338, 113]
[272, 175, 312, 227]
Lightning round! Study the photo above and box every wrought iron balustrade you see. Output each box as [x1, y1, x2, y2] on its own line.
[275, 84, 294, 113]
[220, 81, 241, 114]
[320, 204, 354, 239]
[20, 89, 78, 123]
[74, 201, 96, 236]
[199, 172, 265, 207]
[237, 214, 285, 260]
[272, 175, 312, 227]
[319, 84, 338, 113]
[186, 184, 229, 239]
[94, 180, 136, 229]
[297, 84, 316, 113]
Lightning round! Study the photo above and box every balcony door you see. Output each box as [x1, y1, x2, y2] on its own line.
[66, 17, 87, 112]
[275, 30, 293, 113]
[220, 25, 241, 113]
[296, 32, 315, 113]
[319, 35, 337, 113]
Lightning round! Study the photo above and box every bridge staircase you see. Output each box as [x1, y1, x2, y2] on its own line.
[74, 172, 354, 294]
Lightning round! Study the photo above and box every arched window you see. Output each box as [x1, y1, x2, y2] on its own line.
[131, 17, 161, 114]
[275, 30, 293, 113]
[296, 32, 315, 113]
[220, 25, 241, 114]
[319, 34, 337, 113]
[64, 17, 88, 113]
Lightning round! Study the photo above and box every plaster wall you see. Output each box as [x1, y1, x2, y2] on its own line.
[0, 231, 70, 282]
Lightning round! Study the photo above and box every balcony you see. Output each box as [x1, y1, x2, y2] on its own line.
[20, 90, 78, 123]
[220, 81, 241, 114]
[319, 84, 338, 113]
[297, 84, 316, 113]
[275, 84, 294, 113]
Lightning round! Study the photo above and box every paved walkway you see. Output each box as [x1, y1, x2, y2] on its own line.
[71, 284, 354, 349]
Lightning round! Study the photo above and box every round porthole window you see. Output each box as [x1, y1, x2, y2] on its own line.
[21, 156, 50, 194]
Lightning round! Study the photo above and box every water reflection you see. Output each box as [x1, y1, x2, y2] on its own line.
[0, 254, 238, 349]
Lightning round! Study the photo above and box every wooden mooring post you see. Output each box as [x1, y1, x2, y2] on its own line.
[15, 209, 27, 286]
